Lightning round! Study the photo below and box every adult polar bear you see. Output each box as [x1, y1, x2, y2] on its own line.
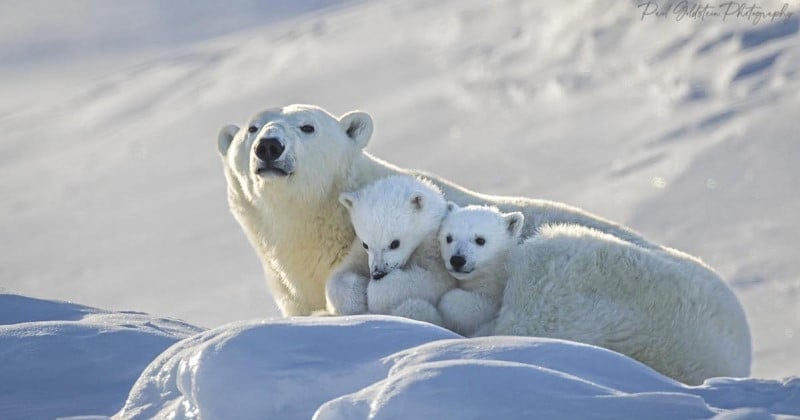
[217, 104, 751, 384]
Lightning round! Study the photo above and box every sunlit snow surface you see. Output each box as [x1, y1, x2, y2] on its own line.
[1, 0, 799, 383]
[3, 295, 799, 419]
[0, 295, 201, 419]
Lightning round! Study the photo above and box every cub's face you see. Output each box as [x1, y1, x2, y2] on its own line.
[217, 104, 373, 203]
[339, 177, 446, 281]
[439, 204, 524, 280]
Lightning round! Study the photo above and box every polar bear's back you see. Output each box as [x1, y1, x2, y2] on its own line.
[494, 223, 751, 385]
[414, 169, 658, 251]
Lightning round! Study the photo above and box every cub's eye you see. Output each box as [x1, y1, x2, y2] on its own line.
[300, 124, 315, 134]
[446, 235, 452, 244]
[475, 237, 486, 246]
[390, 240, 400, 250]
[362, 242, 369, 250]
[248, 125, 258, 133]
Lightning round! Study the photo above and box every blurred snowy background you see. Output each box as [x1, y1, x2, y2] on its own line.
[1, 0, 798, 381]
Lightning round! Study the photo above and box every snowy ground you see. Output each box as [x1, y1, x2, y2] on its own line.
[1, 0, 799, 385]
[2, 294, 799, 419]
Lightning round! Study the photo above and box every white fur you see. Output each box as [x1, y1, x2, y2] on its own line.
[491, 223, 751, 385]
[218, 104, 751, 384]
[325, 176, 455, 326]
[437, 204, 522, 336]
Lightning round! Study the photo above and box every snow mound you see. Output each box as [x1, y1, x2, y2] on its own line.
[0, 294, 202, 420]
[115, 315, 800, 420]
[116, 316, 458, 419]
[1, 296, 798, 419]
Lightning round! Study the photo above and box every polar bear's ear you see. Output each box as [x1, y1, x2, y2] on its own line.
[218, 124, 240, 157]
[446, 201, 458, 212]
[411, 194, 425, 211]
[339, 192, 357, 212]
[505, 212, 524, 238]
[339, 111, 373, 149]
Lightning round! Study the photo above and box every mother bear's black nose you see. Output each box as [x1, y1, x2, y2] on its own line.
[450, 255, 466, 269]
[255, 137, 285, 161]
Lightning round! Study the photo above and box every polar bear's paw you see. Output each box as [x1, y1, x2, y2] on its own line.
[439, 289, 496, 337]
[390, 298, 445, 327]
[326, 271, 369, 315]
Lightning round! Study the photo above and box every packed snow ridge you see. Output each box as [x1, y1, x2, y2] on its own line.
[2, 294, 798, 419]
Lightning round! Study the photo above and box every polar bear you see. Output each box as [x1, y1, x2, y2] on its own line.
[217, 104, 751, 383]
[325, 176, 455, 325]
[490, 223, 751, 385]
[437, 204, 523, 337]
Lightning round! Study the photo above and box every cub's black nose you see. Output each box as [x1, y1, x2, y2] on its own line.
[254, 137, 284, 161]
[372, 272, 387, 280]
[450, 255, 466, 270]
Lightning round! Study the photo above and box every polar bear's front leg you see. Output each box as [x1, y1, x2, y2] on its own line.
[367, 265, 449, 315]
[439, 289, 496, 337]
[390, 298, 445, 327]
[326, 271, 369, 315]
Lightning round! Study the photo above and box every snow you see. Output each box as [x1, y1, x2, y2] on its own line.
[3, 295, 799, 419]
[0, 294, 201, 419]
[1, 0, 799, 415]
[117, 316, 457, 419]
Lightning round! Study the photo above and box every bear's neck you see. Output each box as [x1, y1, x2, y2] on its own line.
[262, 186, 353, 302]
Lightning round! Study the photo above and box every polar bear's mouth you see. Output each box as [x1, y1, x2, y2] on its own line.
[448, 268, 474, 279]
[255, 165, 292, 177]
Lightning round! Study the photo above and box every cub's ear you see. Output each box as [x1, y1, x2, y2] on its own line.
[218, 125, 240, 157]
[411, 194, 424, 211]
[339, 111, 373, 149]
[446, 201, 458, 212]
[339, 192, 357, 212]
[504, 212, 524, 238]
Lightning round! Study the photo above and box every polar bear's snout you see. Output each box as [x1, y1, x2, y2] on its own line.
[254, 137, 284, 162]
[449, 255, 467, 271]
[252, 136, 293, 177]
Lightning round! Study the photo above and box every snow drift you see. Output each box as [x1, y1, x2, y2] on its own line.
[114, 316, 800, 419]
[1, 294, 798, 419]
[0, 294, 201, 419]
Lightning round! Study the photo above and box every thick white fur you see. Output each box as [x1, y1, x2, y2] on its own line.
[218, 104, 751, 384]
[437, 204, 523, 337]
[325, 176, 455, 326]
[492, 223, 751, 385]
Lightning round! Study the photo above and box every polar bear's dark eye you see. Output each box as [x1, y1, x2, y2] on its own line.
[446, 235, 452, 244]
[390, 240, 400, 250]
[300, 124, 315, 134]
[362, 242, 368, 250]
[475, 237, 486, 246]
[248, 125, 258, 133]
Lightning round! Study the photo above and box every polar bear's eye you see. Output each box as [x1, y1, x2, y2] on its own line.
[446, 235, 452, 244]
[475, 237, 486, 246]
[300, 124, 315, 134]
[248, 125, 258, 133]
[390, 240, 400, 250]
[362, 242, 369, 250]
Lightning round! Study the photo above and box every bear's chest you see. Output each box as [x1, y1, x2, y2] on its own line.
[265, 205, 355, 285]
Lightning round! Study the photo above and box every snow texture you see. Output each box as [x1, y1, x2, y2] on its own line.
[0, 294, 201, 419]
[1, 295, 798, 419]
[117, 317, 800, 419]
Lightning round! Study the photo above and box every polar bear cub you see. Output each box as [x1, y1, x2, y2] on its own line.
[325, 175, 456, 326]
[437, 204, 523, 336]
